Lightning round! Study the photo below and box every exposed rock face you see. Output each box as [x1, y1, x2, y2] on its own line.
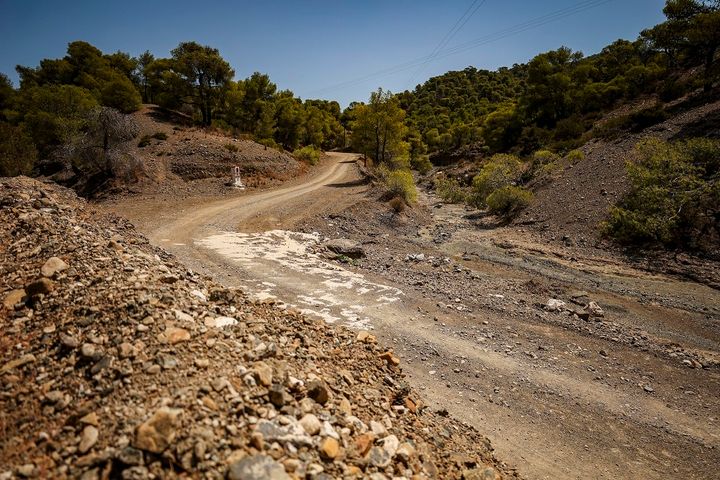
[0, 177, 515, 479]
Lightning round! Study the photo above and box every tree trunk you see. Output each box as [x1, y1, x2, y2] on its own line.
[374, 122, 381, 165]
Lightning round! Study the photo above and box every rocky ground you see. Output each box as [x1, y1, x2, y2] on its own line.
[0, 177, 517, 479]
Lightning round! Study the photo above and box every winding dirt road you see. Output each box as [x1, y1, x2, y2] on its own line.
[106, 153, 720, 480]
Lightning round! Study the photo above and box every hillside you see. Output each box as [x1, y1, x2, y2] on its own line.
[103, 105, 303, 198]
[517, 96, 720, 249]
[0, 176, 517, 479]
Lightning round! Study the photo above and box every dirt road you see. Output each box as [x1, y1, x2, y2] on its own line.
[106, 153, 720, 479]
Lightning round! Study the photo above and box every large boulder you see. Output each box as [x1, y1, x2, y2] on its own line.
[324, 238, 365, 259]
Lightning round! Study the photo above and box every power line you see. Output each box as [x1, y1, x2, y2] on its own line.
[306, 0, 615, 97]
[406, 0, 489, 89]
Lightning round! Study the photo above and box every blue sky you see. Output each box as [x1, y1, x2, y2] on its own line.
[0, 0, 666, 107]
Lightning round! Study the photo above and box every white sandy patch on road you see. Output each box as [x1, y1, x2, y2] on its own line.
[197, 230, 403, 329]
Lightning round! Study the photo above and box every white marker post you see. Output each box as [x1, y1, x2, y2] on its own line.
[232, 166, 245, 189]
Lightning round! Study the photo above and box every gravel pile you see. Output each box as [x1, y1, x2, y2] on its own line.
[0, 177, 515, 479]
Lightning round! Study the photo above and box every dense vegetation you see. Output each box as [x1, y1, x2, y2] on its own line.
[605, 138, 719, 253]
[0, 41, 345, 181]
[399, 0, 719, 156]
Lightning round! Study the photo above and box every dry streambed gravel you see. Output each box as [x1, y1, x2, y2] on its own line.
[0, 177, 517, 479]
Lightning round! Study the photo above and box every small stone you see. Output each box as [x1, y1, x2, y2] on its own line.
[307, 379, 330, 404]
[227, 454, 290, 480]
[544, 299, 566, 312]
[61, 334, 79, 349]
[165, 327, 191, 345]
[118, 342, 135, 358]
[381, 434, 399, 457]
[205, 316, 237, 328]
[370, 420, 387, 437]
[3, 289, 25, 309]
[194, 358, 210, 368]
[356, 331, 376, 344]
[79, 412, 99, 427]
[80, 343, 100, 360]
[339, 397, 352, 416]
[1, 354, 36, 373]
[41, 257, 68, 277]
[379, 351, 400, 367]
[299, 414, 322, 436]
[644, 385, 654, 393]
[367, 446, 391, 468]
[202, 396, 218, 411]
[145, 364, 161, 374]
[250, 432, 264, 450]
[45, 390, 64, 403]
[117, 447, 143, 466]
[78, 425, 99, 454]
[396, 442, 416, 462]
[354, 433, 375, 456]
[134, 407, 183, 453]
[253, 361, 273, 387]
[585, 301, 605, 318]
[16, 464, 35, 477]
[319, 437, 340, 461]
[269, 385, 291, 407]
[25, 278, 54, 296]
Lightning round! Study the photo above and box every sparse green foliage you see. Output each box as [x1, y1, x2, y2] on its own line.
[486, 186, 533, 219]
[642, 0, 720, 91]
[379, 166, 417, 205]
[293, 145, 322, 165]
[565, 149, 585, 162]
[605, 138, 720, 251]
[0, 123, 37, 176]
[435, 177, 466, 203]
[468, 154, 524, 208]
[410, 154, 433, 174]
[351, 88, 407, 166]
[224, 143, 239, 153]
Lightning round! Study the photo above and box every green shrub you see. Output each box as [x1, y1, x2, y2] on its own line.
[591, 115, 632, 139]
[604, 138, 720, 251]
[435, 177, 466, 203]
[410, 154, 433, 174]
[486, 186, 533, 219]
[629, 105, 668, 132]
[293, 145, 322, 165]
[225, 143, 239, 153]
[0, 123, 37, 176]
[381, 167, 417, 204]
[100, 76, 141, 113]
[258, 138, 282, 151]
[468, 153, 523, 208]
[152, 132, 168, 140]
[565, 149, 585, 163]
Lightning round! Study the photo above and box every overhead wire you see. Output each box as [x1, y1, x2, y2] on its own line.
[306, 0, 615, 97]
[405, 0, 489, 88]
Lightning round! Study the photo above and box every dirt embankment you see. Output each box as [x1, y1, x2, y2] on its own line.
[103, 105, 304, 199]
[0, 176, 517, 479]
